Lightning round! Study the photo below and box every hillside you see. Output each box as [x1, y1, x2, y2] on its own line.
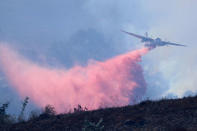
[2, 96, 197, 131]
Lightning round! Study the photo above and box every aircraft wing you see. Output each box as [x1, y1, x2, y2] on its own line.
[163, 41, 187, 47]
[121, 30, 153, 41]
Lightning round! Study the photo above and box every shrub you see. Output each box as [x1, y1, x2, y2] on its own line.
[18, 97, 29, 122]
[0, 102, 14, 125]
[38, 105, 56, 120]
[43, 105, 56, 116]
[74, 105, 88, 113]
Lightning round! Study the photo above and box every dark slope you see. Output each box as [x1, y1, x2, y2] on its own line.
[3, 96, 197, 131]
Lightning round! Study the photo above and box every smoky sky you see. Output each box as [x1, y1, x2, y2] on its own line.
[0, 0, 196, 115]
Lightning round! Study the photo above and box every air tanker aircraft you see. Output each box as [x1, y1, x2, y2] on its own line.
[122, 30, 186, 49]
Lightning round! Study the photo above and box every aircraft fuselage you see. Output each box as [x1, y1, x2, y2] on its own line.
[142, 37, 166, 48]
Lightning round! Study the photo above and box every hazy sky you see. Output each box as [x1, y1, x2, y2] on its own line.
[0, 0, 196, 115]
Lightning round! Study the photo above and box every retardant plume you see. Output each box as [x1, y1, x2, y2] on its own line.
[0, 44, 149, 113]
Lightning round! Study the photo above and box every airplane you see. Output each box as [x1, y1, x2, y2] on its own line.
[121, 30, 186, 49]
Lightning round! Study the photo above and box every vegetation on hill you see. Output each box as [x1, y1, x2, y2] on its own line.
[1, 95, 197, 130]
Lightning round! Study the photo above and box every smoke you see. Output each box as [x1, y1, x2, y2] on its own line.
[0, 44, 149, 113]
[139, 0, 197, 98]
